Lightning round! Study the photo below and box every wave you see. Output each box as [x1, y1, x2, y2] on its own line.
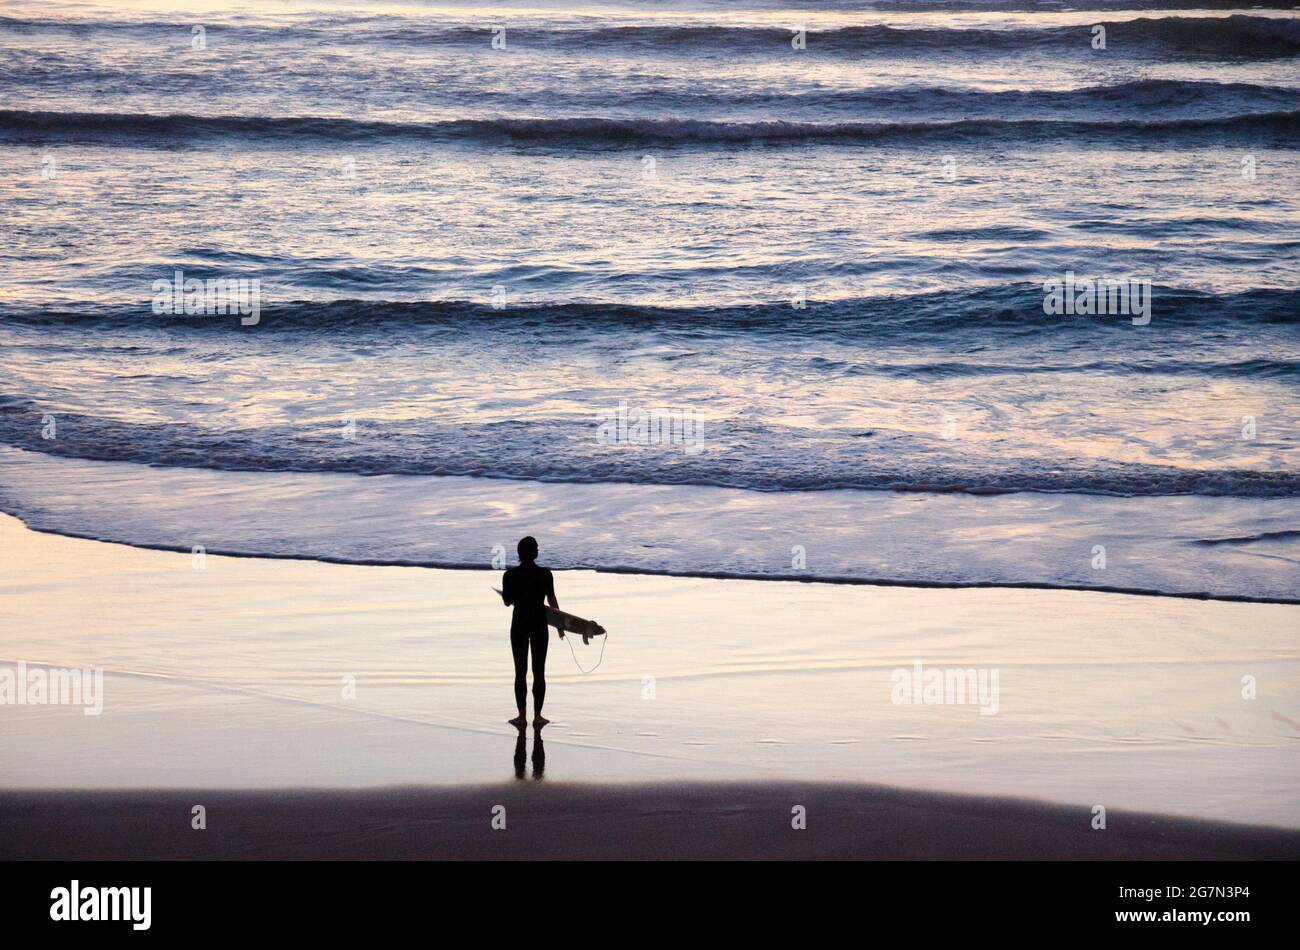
[4, 13, 1298, 57]
[749, 79, 1300, 119]
[3, 282, 1293, 499]
[3, 286, 1296, 333]
[535, 15, 1300, 55]
[3, 106, 1299, 149]
[1194, 529, 1300, 545]
[362, 15, 1300, 56]
[814, 356, 1300, 380]
[1, 400, 1297, 500]
[884, 78, 1300, 114]
[4, 409, 1297, 497]
[8, 70, 1293, 122]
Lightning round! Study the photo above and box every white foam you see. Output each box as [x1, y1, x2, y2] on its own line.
[1, 446, 1296, 600]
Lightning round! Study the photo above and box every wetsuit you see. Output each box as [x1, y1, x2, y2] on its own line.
[503, 562, 555, 712]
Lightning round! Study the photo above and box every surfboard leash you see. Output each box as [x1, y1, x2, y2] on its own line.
[562, 628, 608, 675]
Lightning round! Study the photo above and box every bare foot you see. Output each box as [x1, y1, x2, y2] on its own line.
[508, 715, 526, 728]
[533, 716, 551, 729]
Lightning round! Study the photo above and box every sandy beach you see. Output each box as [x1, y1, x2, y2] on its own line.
[2, 512, 1297, 859]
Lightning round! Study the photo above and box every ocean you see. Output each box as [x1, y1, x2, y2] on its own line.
[1, 0, 1297, 599]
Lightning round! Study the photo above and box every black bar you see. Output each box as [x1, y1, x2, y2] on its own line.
[1, 860, 1289, 938]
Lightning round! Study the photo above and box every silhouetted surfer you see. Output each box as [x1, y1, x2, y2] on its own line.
[501, 536, 559, 728]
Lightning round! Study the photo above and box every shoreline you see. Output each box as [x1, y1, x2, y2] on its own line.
[5, 513, 1299, 605]
[4, 783, 1298, 861]
[3, 445, 1297, 603]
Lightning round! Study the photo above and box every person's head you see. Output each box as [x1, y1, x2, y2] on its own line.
[517, 536, 539, 564]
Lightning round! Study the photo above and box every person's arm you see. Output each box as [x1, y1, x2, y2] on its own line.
[501, 571, 513, 606]
[546, 570, 562, 637]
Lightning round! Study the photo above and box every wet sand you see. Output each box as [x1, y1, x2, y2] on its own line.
[2, 511, 1298, 855]
[4, 783, 1298, 861]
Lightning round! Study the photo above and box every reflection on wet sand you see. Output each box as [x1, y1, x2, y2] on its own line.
[513, 725, 545, 781]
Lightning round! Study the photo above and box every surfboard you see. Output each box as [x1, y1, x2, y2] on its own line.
[492, 588, 607, 644]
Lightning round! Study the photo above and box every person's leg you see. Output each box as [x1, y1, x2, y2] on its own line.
[531, 626, 549, 724]
[510, 628, 528, 725]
